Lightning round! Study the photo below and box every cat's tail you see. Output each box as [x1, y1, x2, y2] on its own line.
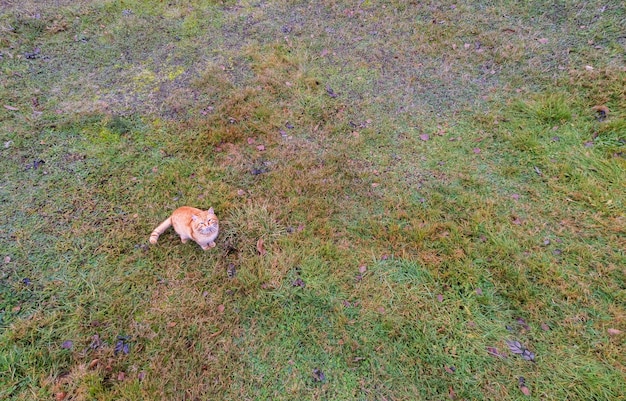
[149, 217, 172, 244]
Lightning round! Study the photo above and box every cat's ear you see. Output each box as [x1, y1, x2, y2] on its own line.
[191, 214, 200, 222]
[208, 207, 214, 214]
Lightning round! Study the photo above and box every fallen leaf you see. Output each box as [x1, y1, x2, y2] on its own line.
[138, 371, 146, 381]
[486, 346, 506, 358]
[88, 359, 99, 369]
[90, 334, 102, 349]
[256, 238, 266, 256]
[541, 322, 550, 331]
[519, 377, 531, 395]
[473, 147, 481, 154]
[444, 366, 456, 374]
[506, 340, 524, 354]
[516, 318, 530, 330]
[250, 167, 267, 175]
[534, 166, 543, 176]
[359, 265, 367, 274]
[227, 263, 237, 278]
[521, 349, 535, 361]
[217, 304, 225, 313]
[292, 278, 305, 287]
[256, 144, 265, 151]
[114, 336, 130, 355]
[247, 137, 256, 144]
[511, 193, 520, 200]
[448, 387, 456, 399]
[437, 294, 444, 302]
[24, 47, 41, 59]
[537, 38, 549, 44]
[475, 287, 483, 295]
[55, 392, 67, 401]
[117, 371, 125, 381]
[61, 340, 73, 350]
[420, 134, 430, 141]
[326, 86, 338, 98]
[585, 65, 594, 71]
[3, 105, 19, 111]
[167, 322, 177, 328]
[506, 340, 535, 361]
[312, 367, 326, 382]
[607, 328, 622, 336]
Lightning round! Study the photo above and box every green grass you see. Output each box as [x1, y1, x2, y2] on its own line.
[1, 1, 625, 400]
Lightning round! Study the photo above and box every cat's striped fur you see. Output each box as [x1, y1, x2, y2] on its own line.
[149, 206, 219, 250]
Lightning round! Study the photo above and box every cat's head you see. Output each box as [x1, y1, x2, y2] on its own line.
[191, 207, 219, 234]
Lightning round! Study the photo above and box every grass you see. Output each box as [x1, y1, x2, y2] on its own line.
[1, 0, 625, 400]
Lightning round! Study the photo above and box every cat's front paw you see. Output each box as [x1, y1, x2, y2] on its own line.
[209, 241, 216, 248]
[181, 238, 188, 244]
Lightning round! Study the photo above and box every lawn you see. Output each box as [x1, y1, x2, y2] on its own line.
[1, 1, 624, 400]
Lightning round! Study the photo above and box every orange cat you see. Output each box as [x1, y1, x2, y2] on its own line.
[149, 206, 219, 250]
